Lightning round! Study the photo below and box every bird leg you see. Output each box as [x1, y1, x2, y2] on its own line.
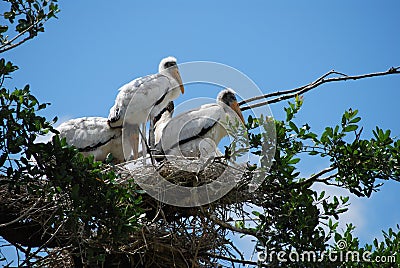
[129, 124, 140, 160]
[141, 122, 147, 158]
[148, 117, 155, 150]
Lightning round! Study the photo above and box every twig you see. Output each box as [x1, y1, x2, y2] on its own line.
[238, 70, 342, 105]
[0, 197, 42, 227]
[18, 219, 66, 267]
[240, 67, 400, 111]
[316, 173, 339, 183]
[294, 166, 337, 188]
[200, 208, 258, 237]
[138, 127, 155, 166]
[0, 18, 39, 53]
[141, 227, 149, 250]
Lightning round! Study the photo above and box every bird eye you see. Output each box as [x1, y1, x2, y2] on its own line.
[164, 61, 176, 69]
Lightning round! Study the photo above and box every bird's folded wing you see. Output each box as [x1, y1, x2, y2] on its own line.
[58, 117, 121, 150]
[158, 104, 222, 151]
[108, 74, 170, 127]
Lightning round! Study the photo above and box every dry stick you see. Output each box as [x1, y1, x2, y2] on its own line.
[191, 233, 203, 268]
[238, 69, 344, 106]
[18, 220, 66, 267]
[316, 173, 339, 185]
[0, 197, 42, 227]
[240, 67, 400, 111]
[227, 239, 245, 261]
[138, 127, 155, 166]
[294, 166, 337, 188]
[200, 207, 258, 237]
[32, 246, 73, 267]
[0, 19, 39, 53]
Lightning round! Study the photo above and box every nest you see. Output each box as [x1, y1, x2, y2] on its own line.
[0, 156, 260, 267]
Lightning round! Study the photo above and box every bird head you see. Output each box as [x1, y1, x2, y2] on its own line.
[217, 88, 245, 124]
[159, 56, 185, 94]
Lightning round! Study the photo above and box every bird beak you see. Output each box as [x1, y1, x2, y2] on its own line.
[172, 68, 185, 94]
[230, 101, 245, 124]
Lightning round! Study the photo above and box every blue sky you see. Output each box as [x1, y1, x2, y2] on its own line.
[2, 0, 400, 263]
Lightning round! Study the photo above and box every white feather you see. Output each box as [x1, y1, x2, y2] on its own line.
[156, 103, 237, 158]
[108, 57, 181, 127]
[154, 108, 174, 144]
[57, 117, 125, 163]
[107, 56, 183, 160]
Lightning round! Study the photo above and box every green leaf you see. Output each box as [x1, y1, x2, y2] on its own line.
[343, 124, 358, 132]
[318, 191, 325, 201]
[71, 184, 80, 200]
[334, 232, 342, 242]
[349, 116, 361, 124]
[252, 211, 261, 217]
[288, 158, 300, 164]
[0, 25, 8, 33]
[235, 220, 244, 228]
[289, 121, 299, 133]
[340, 196, 349, 204]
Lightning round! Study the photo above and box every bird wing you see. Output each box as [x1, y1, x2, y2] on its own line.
[157, 104, 223, 152]
[108, 74, 171, 127]
[57, 117, 121, 151]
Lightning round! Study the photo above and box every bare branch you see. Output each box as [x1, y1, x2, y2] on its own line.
[0, 34, 34, 54]
[18, 219, 66, 267]
[0, 197, 42, 228]
[0, 19, 38, 53]
[240, 67, 400, 111]
[200, 207, 259, 237]
[238, 69, 341, 105]
[294, 166, 337, 188]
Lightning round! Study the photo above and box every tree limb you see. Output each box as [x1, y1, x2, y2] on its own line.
[294, 166, 337, 188]
[0, 20, 38, 53]
[0, 197, 42, 228]
[200, 207, 259, 237]
[240, 67, 400, 111]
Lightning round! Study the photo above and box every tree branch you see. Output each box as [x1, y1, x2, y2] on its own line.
[239, 70, 345, 106]
[200, 207, 259, 237]
[0, 197, 42, 228]
[0, 20, 38, 53]
[294, 166, 337, 188]
[240, 67, 400, 111]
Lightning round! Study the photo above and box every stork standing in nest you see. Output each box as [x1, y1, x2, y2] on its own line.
[155, 89, 245, 159]
[108, 56, 184, 159]
[57, 102, 175, 164]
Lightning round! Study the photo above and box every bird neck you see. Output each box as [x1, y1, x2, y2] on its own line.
[160, 69, 178, 85]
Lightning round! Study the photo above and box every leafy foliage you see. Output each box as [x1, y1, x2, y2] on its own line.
[0, 57, 143, 266]
[244, 97, 400, 267]
[0, 0, 59, 53]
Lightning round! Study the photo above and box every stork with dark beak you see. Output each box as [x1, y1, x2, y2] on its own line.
[155, 89, 245, 158]
[108, 56, 184, 159]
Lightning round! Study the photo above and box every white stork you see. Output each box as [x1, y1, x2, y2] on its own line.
[57, 117, 124, 163]
[155, 89, 245, 159]
[57, 104, 175, 164]
[108, 56, 184, 159]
